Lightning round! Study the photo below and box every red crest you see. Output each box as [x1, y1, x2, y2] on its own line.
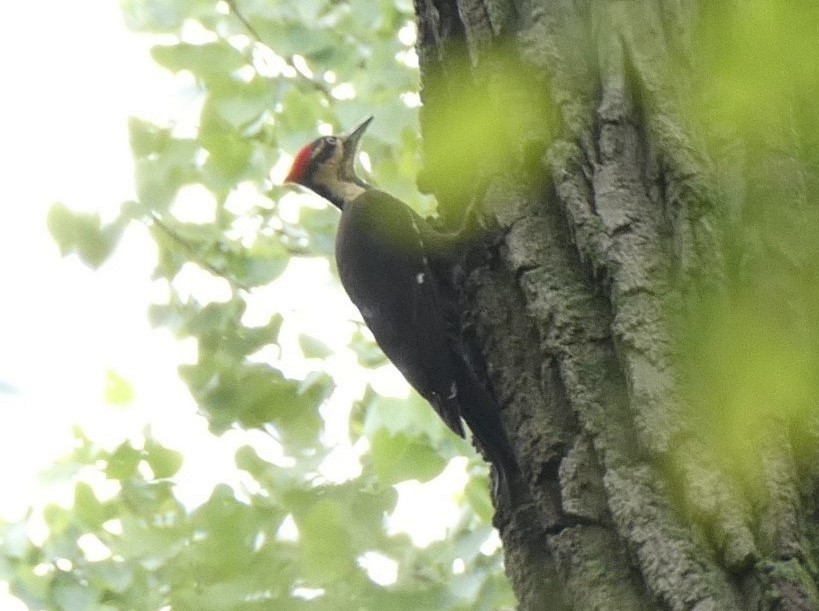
[285, 143, 314, 184]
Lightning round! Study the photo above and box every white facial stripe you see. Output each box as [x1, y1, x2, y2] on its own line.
[312, 144, 365, 205]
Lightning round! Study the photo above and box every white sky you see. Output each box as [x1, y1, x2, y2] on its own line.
[0, 2, 174, 505]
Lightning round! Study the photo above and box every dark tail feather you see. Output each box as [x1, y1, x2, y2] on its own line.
[452, 362, 520, 506]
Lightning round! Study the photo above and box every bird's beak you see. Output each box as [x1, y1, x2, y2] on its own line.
[341, 116, 373, 173]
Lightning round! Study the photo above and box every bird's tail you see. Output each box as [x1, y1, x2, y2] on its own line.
[452, 361, 521, 506]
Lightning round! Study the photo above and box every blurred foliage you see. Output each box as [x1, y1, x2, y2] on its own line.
[0, 430, 507, 610]
[417, 48, 556, 217]
[47, 204, 127, 270]
[16, 0, 515, 609]
[679, 1, 819, 487]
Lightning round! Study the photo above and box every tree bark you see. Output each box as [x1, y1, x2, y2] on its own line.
[414, 1, 819, 609]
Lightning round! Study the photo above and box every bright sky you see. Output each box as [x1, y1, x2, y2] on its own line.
[0, 2, 178, 507]
[0, 3, 487, 606]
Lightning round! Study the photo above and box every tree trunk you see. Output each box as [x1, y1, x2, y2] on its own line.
[414, 1, 819, 609]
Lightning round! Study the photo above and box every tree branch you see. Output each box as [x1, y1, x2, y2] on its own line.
[225, 0, 333, 99]
[149, 212, 251, 292]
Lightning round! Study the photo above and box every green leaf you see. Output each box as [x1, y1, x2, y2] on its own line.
[299, 334, 333, 359]
[104, 370, 134, 406]
[234, 238, 288, 286]
[294, 0, 327, 22]
[115, 513, 184, 563]
[171, 578, 259, 611]
[298, 499, 355, 582]
[250, 21, 336, 59]
[131, 135, 198, 211]
[105, 442, 141, 481]
[297, 371, 335, 409]
[74, 482, 106, 528]
[209, 77, 275, 129]
[151, 42, 246, 77]
[299, 205, 339, 257]
[121, 0, 208, 32]
[349, 0, 386, 31]
[464, 476, 493, 523]
[370, 430, 446, 484]
[52, 574, 99, 611]
[144, 440, 183, 479]
[42, 504, 71, 538]
[7, 568, 49, 609]
[349, 329, 388, 368]
[362, 392, 447, 442]
[128, 117, 170, 156]
[121, 479, 179, 518]
[195, 364, 329, 447]
[1, 522, 31, 559]
[88, 560, 133, 594]
[277, 88, 327, 152]
[449, 568, 486, 604]
[453, 525, 496, 565]
[47, 203, 122, 268]
[199, 109, 254, 182]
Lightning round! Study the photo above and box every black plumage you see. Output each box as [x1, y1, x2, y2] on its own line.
[286, 119, 519, 502]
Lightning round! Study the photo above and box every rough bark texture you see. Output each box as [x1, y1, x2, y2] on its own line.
[414, 1, 819, 609]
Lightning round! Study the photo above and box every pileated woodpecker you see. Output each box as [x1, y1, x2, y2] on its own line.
[285, 117, 518, 502]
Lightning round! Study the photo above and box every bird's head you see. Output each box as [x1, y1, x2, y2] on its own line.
[285, 116, 373, 209]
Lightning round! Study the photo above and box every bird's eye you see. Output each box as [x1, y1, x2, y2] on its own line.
[325, 136, 339, 147]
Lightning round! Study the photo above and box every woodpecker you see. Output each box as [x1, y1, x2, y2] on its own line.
[285, 117, 518, 502]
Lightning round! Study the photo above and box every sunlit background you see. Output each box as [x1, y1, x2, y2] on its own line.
[0, 5, 233, 605]
[0, 3, 177, 513]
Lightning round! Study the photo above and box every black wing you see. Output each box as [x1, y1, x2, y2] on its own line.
[335, 189, 465, 437]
